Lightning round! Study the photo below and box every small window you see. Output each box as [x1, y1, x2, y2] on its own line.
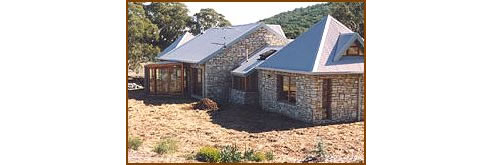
[345, 41, 364, 56]
[233, 75, 258, 92]
[277, 75, 296, 103]
[233, 76, 246, 91]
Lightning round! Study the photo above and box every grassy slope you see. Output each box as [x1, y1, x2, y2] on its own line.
[259, 3, 333, 39]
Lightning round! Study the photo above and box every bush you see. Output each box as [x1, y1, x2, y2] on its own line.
[153, 138, 178, 154]
[265, 151, 274, 161]
[197, 146, 221, 163]
[252, 152, 266, 162]
[193, 98, 219, 111]
[243, 148, 265, 162]
[243, 148, 255, 161]
[219, 144, 242, 163]
[313, 141, 327, 159]
[128, 136, 142, 150]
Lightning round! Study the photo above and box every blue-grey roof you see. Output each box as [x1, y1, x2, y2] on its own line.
[333, 33, 364, 62]
[257, 17, 328, 72]
[158, 23, 287, 64]
[157, 32, 195, 58]
[257, 15, 364, 74]
[231, 46, 284, 77]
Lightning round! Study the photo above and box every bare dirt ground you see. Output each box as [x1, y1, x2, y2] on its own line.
[128, 90, 364, 163]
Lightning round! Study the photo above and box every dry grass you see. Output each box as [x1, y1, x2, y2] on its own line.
[128, 90, 364, 163]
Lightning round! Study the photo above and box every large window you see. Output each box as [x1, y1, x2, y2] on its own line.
[147, 64, 183, 95]
[277, 75, 296, 103]
[345, 41, 364, 56]
[232, 75, 258, 92]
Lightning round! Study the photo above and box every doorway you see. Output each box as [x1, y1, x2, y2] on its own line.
[322, 79, 332, 120]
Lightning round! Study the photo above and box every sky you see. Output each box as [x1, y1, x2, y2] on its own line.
[182, 2, 325, 25]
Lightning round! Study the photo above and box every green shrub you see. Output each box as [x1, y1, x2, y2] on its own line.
[252, 152, 266, 162]
[313, 141, 327, 158]
[219, 144, 242, 163]
[197, 146, 221, 163]
[243, 148, 255, 161]
[152, 138, 178, 154]
[128, 136, 142, 150]
[265, 151, 274, 161]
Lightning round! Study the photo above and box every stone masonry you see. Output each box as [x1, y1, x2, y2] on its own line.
[258, 69, 364, 124]
[204, 27, 288, 103]
[229, 89, 259, 105]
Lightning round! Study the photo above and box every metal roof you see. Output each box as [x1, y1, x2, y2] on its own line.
[231, 46, 284, 77]
[158, 23, 287, 64]
[157, 32, 195, 58]
[257, 15, 365, 74]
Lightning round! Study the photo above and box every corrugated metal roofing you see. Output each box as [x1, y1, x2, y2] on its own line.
[158, 23, 287, 64]
[258, 15, 364, 74]
[159, 23, 262, 63]
[231, 46, 284, 77]
[157, 32, 195, 58]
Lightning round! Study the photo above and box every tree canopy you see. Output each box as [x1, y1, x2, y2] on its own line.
[127, 2, 160, 70]
[260, 2, 364, 39]
[188, 8, 232, 35]
[144, 2, 191, 50]
[127, 2, 231, 71]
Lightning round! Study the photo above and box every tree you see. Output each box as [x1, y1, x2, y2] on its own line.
[189, 8, 232, 35]
[260, 2, 364, 39]
[144, 2, 191, 50]
[128, 2, 160, 71]
[329, 2, 365, 37]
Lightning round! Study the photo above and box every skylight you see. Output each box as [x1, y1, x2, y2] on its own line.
[258, 49, 277, 60]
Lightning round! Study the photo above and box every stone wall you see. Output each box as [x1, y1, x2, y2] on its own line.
[258, 70, 320, 123]
[258, 69, 364, 124]
[229, 89, 258, 105]
[204, 27, 288, 103]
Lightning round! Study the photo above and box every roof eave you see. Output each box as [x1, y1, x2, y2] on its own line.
[256, 67, 363, 75]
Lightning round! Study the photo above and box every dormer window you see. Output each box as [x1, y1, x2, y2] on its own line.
[346, 41, 364, 56]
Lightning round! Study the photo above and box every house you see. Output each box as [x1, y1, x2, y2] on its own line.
[144, 22, 289, 103]
[256, 15, 364, 124]
[144, 15, 364, 124]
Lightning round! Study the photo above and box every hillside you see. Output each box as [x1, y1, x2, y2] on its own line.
[260, 2, 364, 39]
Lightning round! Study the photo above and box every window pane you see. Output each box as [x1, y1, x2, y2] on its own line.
[289, 77, 296, 103]
[347, 47, 358, 55]
[283, 76, 289, 92]
[277, 75, 287, 101]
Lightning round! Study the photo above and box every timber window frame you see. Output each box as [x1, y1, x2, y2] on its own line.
[345, 41, 364, 56]
[232, 75, 258, 92]
[277, 75, 296, 104]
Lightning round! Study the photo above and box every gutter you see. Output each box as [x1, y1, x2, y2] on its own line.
[255, 67, 364, 75]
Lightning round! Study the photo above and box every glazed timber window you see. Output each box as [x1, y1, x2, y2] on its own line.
[191, 68, 203, 96]
[232, 75, 258, 92]
[277, 75, 296, 103]
[146, 64, 184, 95]
[346, 41, 364, 56]
[233, 76, 246, 91]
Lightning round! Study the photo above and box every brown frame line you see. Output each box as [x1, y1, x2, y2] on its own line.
[126, 1, 366, 164]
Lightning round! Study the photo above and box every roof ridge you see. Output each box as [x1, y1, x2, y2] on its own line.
[311, 16, 331, 72]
